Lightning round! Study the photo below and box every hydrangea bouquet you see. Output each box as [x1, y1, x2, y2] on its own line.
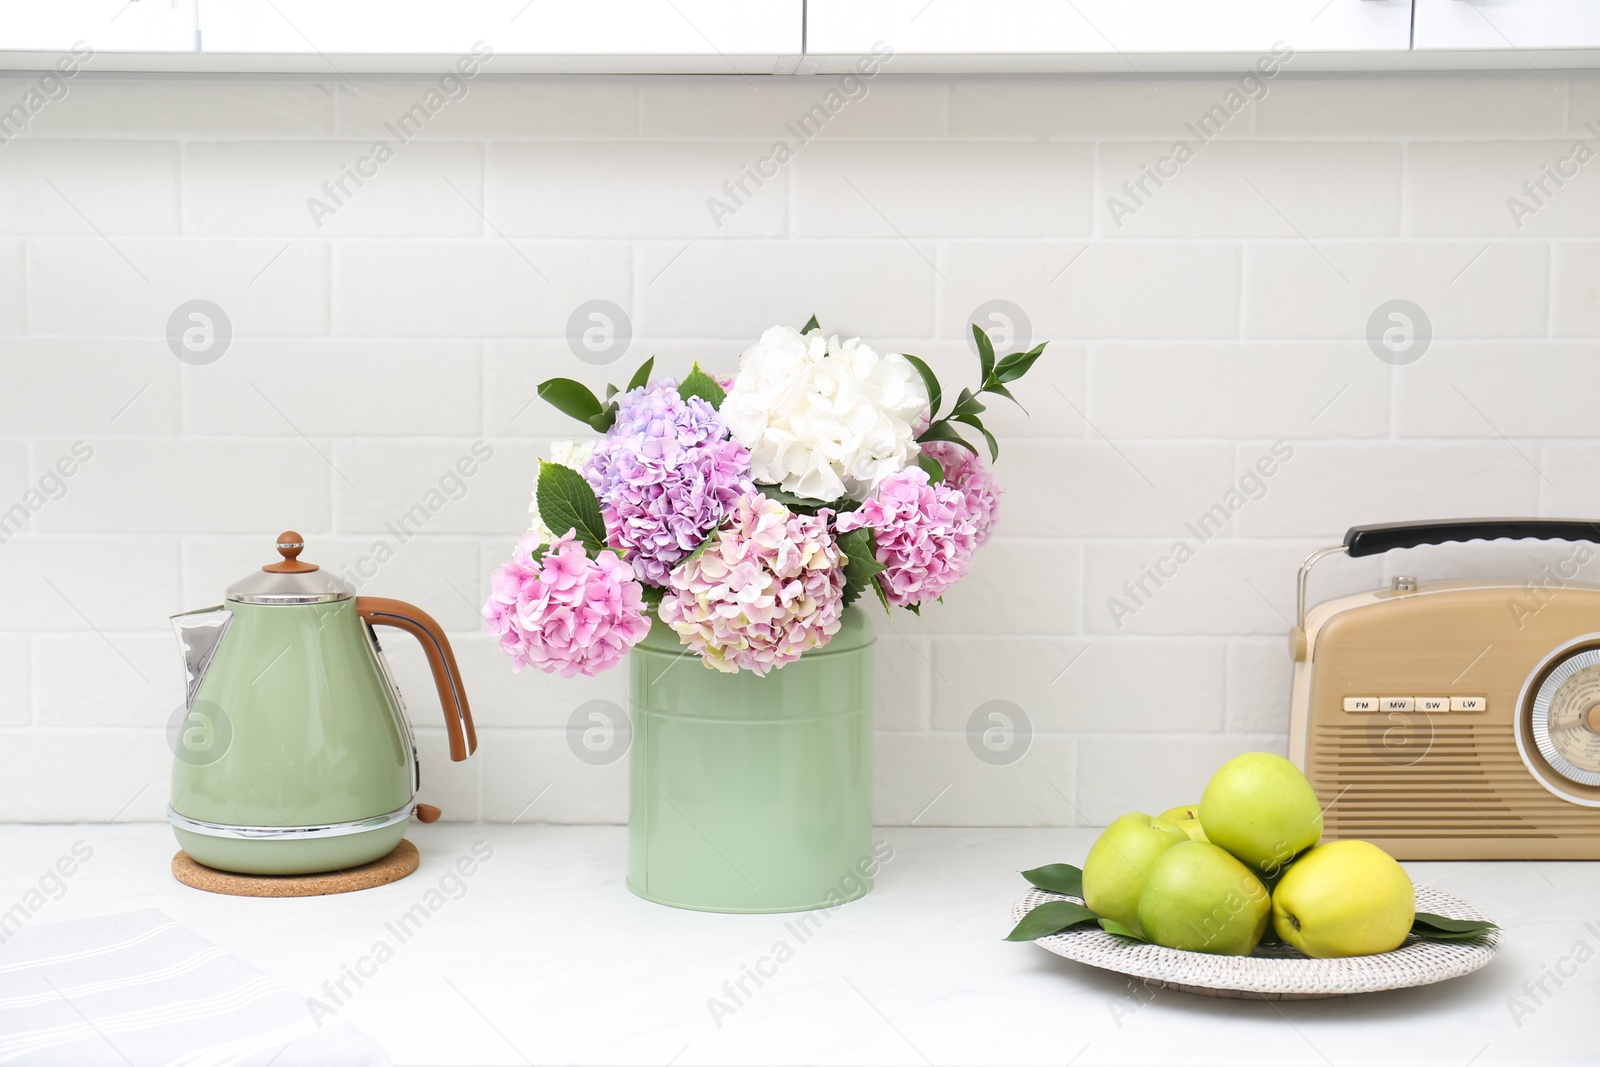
[484, 317, 1045, 678]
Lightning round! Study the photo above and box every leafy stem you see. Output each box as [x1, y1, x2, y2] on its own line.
[907, 324, 1048, 468]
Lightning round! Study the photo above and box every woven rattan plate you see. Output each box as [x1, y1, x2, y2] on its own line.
[1012, 884, 1500, 1000]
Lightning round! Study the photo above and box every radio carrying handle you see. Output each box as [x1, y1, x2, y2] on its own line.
[1295, 518, 1600, 634]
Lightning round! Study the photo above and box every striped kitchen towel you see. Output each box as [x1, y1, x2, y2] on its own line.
[0, 909, 390, 1067]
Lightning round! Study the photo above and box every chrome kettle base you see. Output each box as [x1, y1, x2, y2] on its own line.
[168, 801, 417, 877]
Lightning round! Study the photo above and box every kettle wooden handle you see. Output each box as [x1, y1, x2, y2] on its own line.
[356, 597, 478, 762]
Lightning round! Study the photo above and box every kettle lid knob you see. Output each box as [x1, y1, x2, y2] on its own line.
[263, 530, 319, 574]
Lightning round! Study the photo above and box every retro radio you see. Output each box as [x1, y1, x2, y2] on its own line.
[1289, 519, 1600, 860]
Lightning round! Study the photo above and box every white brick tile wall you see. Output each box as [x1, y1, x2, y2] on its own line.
[1554, 244, 1600, 337]
[184, 141, 486, 238]
[638, 242, 935, 338]
[1242, 242, 1549, 340]
[0, 241, 23, 334]
[0, 343, 180, 435]
[339, 81, 640, 140]
[489, 142, 788, 238]
[642, 78, 945, 139]
[184, 340, 480, 436]
[333, 241, 631, 337]
[1394, 345, 1600, 438]
[0, 142, 180, 236]
[32, 439, 333, 534]
[1095, 142, 1402, 238]
[929, 637, 1226, 734]
[29, 240, 331, 338]
[0, 538, 181, 631]
[25, 80, 337, 137]
[0, 72, 1592, 829]
[0, 636, 28, 727]
[1236, 443, 1540, 538]
[947, 78, 1257, 139]
[1088, 343, 1387, 439]
[1252, 73, 1566, 137]
[1407, 141, 1600, 238]
[941, 242, 1242, 339]
[794, 142, 1093, 238]
[33, 634, 173, 727]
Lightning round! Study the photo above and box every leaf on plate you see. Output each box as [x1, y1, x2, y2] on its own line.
[1003, 900, 1101, 942]
[1097, 918, 1146, 941]
[1020, 863, 1084, 898]
[1411, 912, 1498, 940]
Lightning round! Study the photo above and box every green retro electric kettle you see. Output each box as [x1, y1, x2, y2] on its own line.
[168, 531, 477, 875]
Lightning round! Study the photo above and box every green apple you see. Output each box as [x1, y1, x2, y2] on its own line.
[1199, 753, 1323, 877]
[1272, 840, 1415, 958]
[1158, 803, 1200, 823]
[1081, 813, 1189, 937]
[1137, 841, 1272, 956]
[1174, 818, 1208, 842]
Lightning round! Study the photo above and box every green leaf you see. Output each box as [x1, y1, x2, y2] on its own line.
[953, 413, 999, 463]
[904, 601, 921, 616]
[871, 576, 892, 616]
[680, 531, 715, 568]
[949, 386, 986, 420]
[836, 527, 886, 609]
[758, 486, 844, 515]
[900, 352, 942, 421]
[1021, 863, 1083, 898]
[538, 378, 605, 426]
[626, 356, 656, 393]
[972, 323, 996, 383]
[536, 461, 609, 557]
[678, 362, 727, 410]
[995, 343, 1046, 384]
[1098, 918, 1145, 941]
[586, 401, 619, 434]
[801, 314, 821, 335]
[917, 420, 977, 455]
[640, 584, 666, 611]
[982, 381, 1026, 414]
[916, 452, 945, 483]
[1004, 900, 1101, 942]
[1411, 913, 1498, 940]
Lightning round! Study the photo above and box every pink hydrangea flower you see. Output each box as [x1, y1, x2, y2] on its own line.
[659, 493, 845, 675]
[837, 467, 978, 608]
[482, 531, 651, 678]
[919, 441, 1002, 547]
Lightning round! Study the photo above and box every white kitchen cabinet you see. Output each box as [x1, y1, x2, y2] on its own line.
[803, 0, 1414, 73]
[1413, 0, 1600, 51]
[194, 0, 803, 73]
[0, 0, 196, 55]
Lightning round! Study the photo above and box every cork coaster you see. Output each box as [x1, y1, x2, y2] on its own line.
[172, 839, 420, 898]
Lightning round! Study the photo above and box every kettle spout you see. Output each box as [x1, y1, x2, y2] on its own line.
[170, 606, 234, 708]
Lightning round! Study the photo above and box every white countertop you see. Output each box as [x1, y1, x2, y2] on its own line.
[0, 824, 1589, 1067]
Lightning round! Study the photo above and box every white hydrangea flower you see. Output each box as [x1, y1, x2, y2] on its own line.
[528, 439, 596, 543]
[721, 326, 928, 502]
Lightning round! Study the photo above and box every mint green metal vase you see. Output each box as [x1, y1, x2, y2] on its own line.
[628, 607, 875, 913]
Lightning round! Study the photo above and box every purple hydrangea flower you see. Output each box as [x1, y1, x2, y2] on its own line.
[584, 381, 753, 586]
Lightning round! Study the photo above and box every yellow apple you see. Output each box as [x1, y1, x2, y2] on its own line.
[1199, 753, 1323, 876]
[1137, 841, 1272, 956]
[1082, 813, 1189, 937]
[1272, 840, 1415, 958]
[1174, 818, 1208, 842]
[1158, 803, 1200, 823]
